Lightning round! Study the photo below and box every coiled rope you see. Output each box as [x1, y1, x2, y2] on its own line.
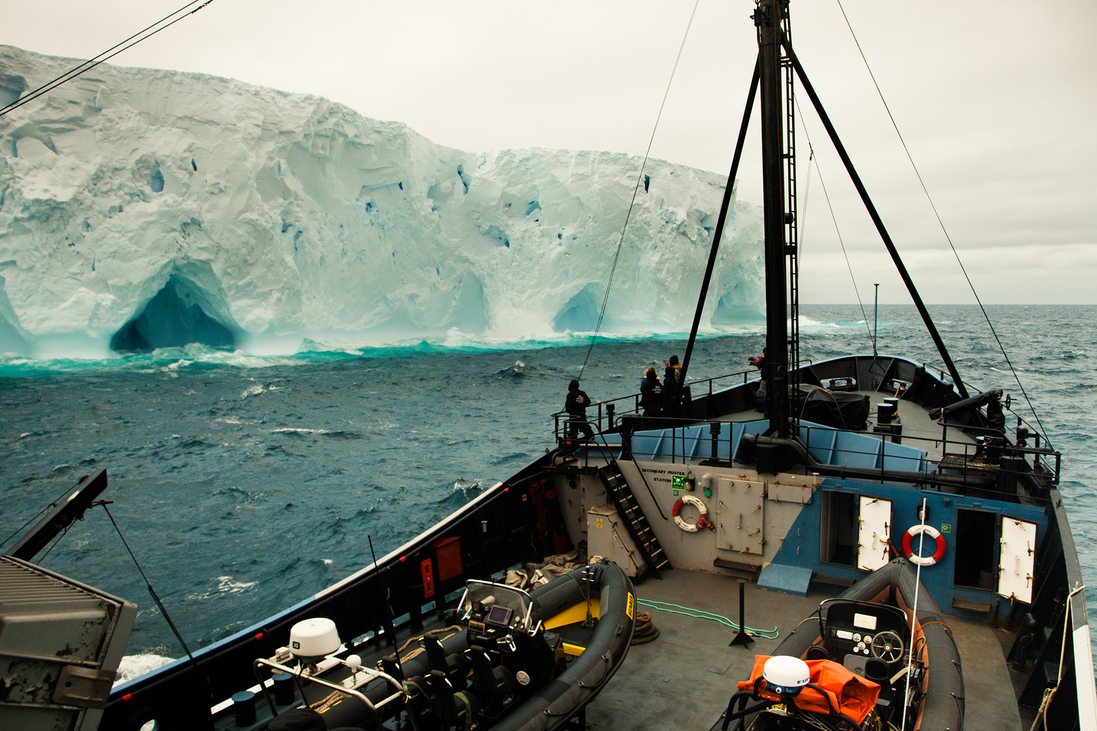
[631, 611, 660, 645]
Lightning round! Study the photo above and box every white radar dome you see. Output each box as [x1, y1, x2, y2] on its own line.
[289, 617, 341, 660]
[763, 655, 810, 696]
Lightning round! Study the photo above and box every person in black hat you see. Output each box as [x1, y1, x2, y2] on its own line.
[662, 355, 682, 416]
[564, 379, 595, 440]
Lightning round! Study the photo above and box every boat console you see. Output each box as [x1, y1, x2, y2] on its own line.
[720, 561, 954, 731]
[455, 579, 561, 713]
[458, 579, 541, 641]
[817, 599, 908, 674]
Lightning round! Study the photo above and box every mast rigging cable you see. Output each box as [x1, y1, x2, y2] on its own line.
[792, 97, 874, 346]
[575, 0, 701, 382]
[102, 503, 196, 664]
[833, 0, 1049, 444]
[0, 1, 215, 119]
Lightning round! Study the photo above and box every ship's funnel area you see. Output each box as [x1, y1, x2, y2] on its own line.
[110, 272, 238, 352]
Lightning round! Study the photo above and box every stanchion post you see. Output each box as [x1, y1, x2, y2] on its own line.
[729, 578, 755, 648]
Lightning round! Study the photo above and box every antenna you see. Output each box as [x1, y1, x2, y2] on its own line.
[873, 283, 879, 358]
[368, 536, 404, 669]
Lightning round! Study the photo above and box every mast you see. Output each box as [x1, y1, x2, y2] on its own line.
[755, 0, 791, 439]
[685, 0, 968, 431]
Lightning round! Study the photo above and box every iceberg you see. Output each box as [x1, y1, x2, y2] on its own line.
[0, 45, 764, 358]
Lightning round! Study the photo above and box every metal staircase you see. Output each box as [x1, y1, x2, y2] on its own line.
[597, 462, 670, 576]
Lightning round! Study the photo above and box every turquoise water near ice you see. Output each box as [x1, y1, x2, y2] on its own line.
[1, 304, 1094, 672]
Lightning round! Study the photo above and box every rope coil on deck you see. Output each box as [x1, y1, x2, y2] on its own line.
[631, 611, 660, 644]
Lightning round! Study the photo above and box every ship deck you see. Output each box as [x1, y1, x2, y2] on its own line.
[587, 567, 1024, 731]
[723, 388, 975, 462]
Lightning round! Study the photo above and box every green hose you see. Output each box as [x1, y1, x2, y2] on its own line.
[637, 598, 781, 640]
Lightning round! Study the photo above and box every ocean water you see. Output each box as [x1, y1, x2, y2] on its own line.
[2, 304, 1095, 676]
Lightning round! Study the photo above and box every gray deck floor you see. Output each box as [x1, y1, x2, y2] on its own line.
[718, 388, 974, 463]
[584, 567, 1021, 731]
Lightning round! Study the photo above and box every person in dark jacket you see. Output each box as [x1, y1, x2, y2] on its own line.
[639, 366, 663, 417]
[662, 355, 682, 416]
[750, 348, 767, 412]
[564, 379, 595, 440]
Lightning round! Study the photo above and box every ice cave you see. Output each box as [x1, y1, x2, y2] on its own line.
[109, 275, 236, 352]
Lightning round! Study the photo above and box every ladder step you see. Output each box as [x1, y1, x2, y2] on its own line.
[597, 463, 670, 574]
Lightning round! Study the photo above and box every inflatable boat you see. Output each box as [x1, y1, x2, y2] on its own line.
[257, 560, 635, 731]
[719, 558, 963, 731]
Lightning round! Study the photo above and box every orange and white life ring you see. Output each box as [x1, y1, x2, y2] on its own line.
[902, 525, 946, 566]
[672, 494, 712, 532]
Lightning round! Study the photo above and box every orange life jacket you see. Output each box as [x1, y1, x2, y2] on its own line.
[736, 654, 881, 726]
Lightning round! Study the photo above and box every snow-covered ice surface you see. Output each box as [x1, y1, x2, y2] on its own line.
[0, 46, 764, 360]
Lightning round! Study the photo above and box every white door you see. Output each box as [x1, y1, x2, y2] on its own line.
[857, 496, 892, 571]
[999, 517, 1037, 603]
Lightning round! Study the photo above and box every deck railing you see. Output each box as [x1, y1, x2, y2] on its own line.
[552, 367, 758, 438]
[551, 369, 1061, 495]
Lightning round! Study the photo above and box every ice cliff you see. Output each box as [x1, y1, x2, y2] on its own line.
[0, 45, 764, 358]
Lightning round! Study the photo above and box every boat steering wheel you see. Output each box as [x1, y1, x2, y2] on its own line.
[870, 630, 905, 663]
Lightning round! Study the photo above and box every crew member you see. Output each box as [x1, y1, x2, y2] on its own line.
[565, 379, 595, 440]
[662, 355, 682, 416]
[639, 366, 663, 417]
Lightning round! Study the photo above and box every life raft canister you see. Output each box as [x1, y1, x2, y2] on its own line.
[672, 494, 713, 532]
[902, 524, 946, 566]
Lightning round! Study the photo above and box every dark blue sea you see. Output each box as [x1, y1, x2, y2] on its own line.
[2, 304, 1095, 676]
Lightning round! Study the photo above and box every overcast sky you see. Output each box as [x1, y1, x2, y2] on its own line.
[2, 0, 1095, 304]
